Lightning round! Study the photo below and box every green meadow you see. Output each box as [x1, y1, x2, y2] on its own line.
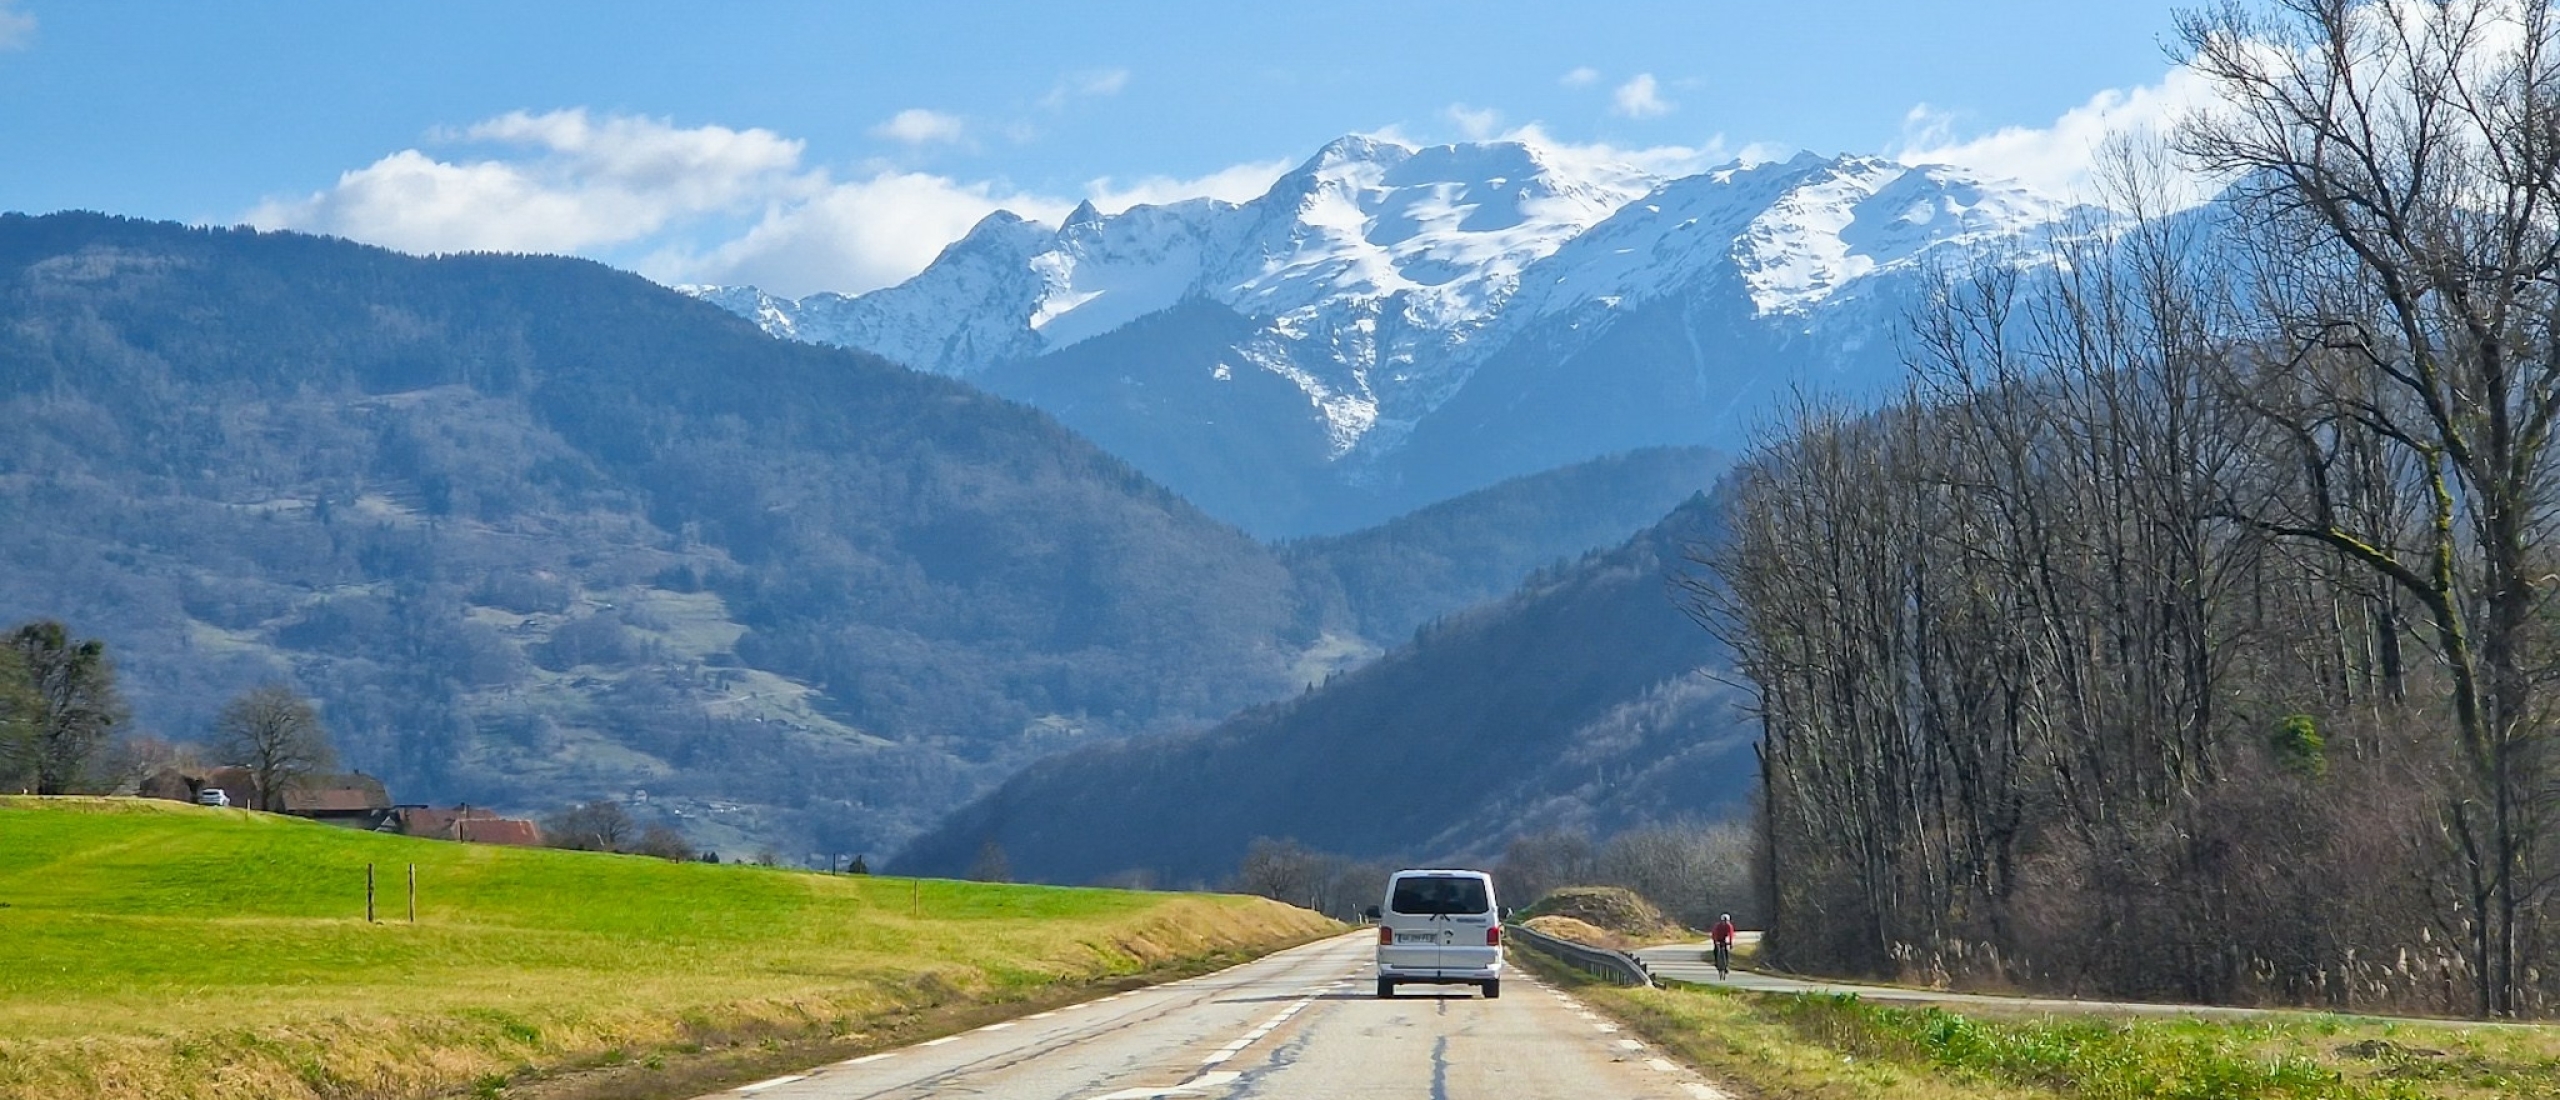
[1514, 953, 2560, 1100]
[0, 797, 1334, 1099]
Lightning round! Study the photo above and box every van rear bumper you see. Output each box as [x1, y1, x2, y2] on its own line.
[1376, 962, 1502, 983]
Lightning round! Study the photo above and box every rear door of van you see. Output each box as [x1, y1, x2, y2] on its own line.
[1383, 872, 1493, 969]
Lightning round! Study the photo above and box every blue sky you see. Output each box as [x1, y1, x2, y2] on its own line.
[0, 1, 2197, 297]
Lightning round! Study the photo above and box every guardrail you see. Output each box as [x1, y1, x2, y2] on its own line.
[1506, 922, 1654, 987]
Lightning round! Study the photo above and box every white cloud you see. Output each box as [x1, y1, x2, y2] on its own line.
[247, 110, 808, 255]
[1498, 122, 1731, 180]
[1612, 73, 1673, 118]
[1042, 68, 1131, 109]
[1887, 63, 2222, 205]
[1446, 103, 1503, 140]
[247, 107, 1308, 299]
[872, 108, 967, 146]
[657, 172, 1072, 297]
[1559, 67, 1600, 88]
[0, 1, 35, 50]
[1084, 159, 1293, 214]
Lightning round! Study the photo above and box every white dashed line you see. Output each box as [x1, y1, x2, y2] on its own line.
[839, 1052, 894, 1066]
[921, 1036, 958, 1047]
[979, 1022, 1016, 1032]
[736, 1075, 806, 1093]
[1648, 1058, 1679, 1072]
[1594, 1023, 1619, 1033]
[1028, 1011, 1057, 1020]
[1095, 1070, 1244, 1098]
[1616, 1038, 1646, 1051]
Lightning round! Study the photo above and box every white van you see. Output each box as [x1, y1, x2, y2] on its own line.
[1372, 868, 1501, 998]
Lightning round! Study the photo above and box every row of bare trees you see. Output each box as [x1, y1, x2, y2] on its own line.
[1698, 0, 2560, 1017]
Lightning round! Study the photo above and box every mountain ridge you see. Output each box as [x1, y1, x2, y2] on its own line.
[687, 136, 2089, 535]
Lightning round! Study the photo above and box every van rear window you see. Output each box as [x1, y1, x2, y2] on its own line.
[1389, 876, 1489, 915]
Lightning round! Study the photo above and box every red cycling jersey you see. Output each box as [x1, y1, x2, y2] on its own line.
[1711, 920, 1737, 945]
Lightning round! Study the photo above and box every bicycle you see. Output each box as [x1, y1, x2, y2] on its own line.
[1712, 939, 1732, 979]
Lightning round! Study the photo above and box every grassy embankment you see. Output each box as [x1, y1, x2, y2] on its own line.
[1514, 952, 2560, 1099]
[0, 797, 1335, 1100]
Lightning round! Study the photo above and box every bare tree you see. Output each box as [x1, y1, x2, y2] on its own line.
[544, 799, 636, 852]
[969, 839, 1012, 883]
[1231, 837, 1335, 912]
[1495, 830, 1599, 908]
[2178, 0, 2560, 1017]
[8, 621, 124, 795]
[210, 684, 335, 812]
[98, 734, 197, 795]
[0, 643, 40, 792]
[631, 822, 697, 861]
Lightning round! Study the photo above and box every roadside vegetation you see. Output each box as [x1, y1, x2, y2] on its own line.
[1697, 0, 2560, 1018]
[0, 796, 1335, 1100]
[1520, 953, 2560, 1100]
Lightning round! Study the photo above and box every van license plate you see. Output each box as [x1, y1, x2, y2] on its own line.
[1396, 931, 1440, 944]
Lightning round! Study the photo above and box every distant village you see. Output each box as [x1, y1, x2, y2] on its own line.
[136, 766, 543, 846]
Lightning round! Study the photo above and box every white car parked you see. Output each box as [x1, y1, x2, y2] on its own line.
[1371, 868, 1502, 998]
[196, 788, 230, 807]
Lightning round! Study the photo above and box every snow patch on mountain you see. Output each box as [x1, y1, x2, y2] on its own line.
[686, 136, 2085, 470]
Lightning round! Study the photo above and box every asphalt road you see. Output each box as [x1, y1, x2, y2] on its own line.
[705, 931, 1732, 1100]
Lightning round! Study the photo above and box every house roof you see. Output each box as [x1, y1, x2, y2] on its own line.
[284, 787, 390, 813]
[457, 818, 542, 846]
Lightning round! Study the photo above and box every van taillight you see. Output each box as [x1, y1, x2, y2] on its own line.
[1487, 925, 1502, 946]
[1379, 925, 1394, 945]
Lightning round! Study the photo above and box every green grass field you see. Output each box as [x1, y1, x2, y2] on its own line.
[1511, 952, 2560, 1100]
[0, 797, 1334, 1100]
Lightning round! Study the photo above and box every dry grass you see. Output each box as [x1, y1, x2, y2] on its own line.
[0, 797, 1336, 1100]
[1516, 949, 2560, 1099]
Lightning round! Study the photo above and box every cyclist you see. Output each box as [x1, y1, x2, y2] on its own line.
[1709, 913, 1737, 978]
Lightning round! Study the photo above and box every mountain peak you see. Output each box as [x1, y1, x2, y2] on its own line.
[1307, 133, 1415, 169]
[1062, 198, 1105, 231]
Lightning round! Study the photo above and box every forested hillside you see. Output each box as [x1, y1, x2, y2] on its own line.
[0, 212, 1312, 855]
[0, 213, 1732, 859]
[894, 492, 1755, 886]
[1282, 445, 1724, 646]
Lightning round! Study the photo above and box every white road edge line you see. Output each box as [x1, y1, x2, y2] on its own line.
[921, 1036, 958, 1047]
[979, 1022, 1016, 1031]
[736, 1075, 805, 1093]
[1616, 1038, 1646, 1050]
[1648, 1057, 1680, 1072]
[839, 1052, 893, 1066]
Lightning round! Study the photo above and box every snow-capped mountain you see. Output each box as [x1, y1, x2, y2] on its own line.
[687, 136, 2085, 535]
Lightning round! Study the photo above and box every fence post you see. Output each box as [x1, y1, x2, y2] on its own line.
[366, 863, 376, 923]
[408, 863, 417, 923]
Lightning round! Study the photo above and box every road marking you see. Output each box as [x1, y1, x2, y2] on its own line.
[921, 1036, 958, 1047]
[1063, 1003, 1093, 1012]
[1648, 1058, 1679, 1072]
[1616, 1038, 1646, 1051]
[838, 1053, 893, 1066]
[736, 1075, 806, 1093]
[1028, 1011, 1058, 1020]
[1092, 1070, 1243, 1099]
[1681, 1084, 1731, 1100]
[1594, 1022, 1619, 1033]
[979, 1022, 1016, 1032]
